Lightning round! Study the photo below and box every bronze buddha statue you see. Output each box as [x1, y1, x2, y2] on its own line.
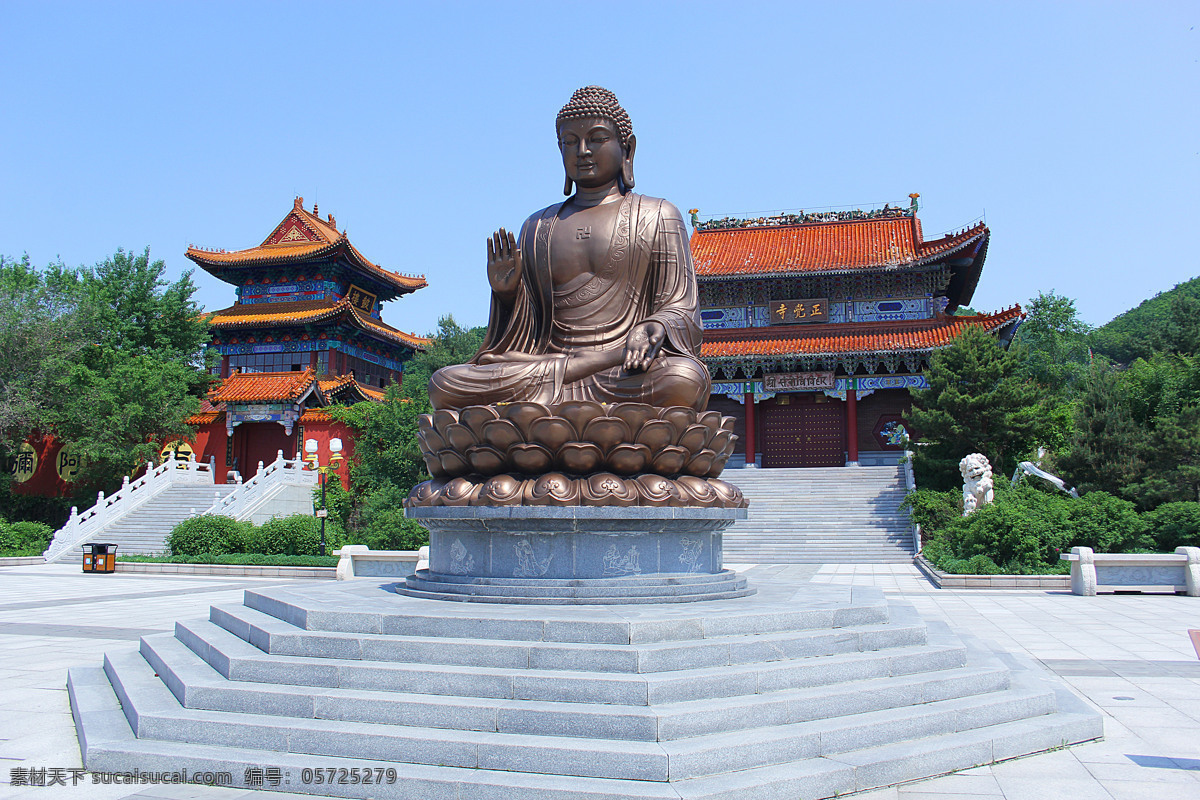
[428, 86, 711, 412]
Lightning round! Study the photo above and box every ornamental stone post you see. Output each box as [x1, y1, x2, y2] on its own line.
[1070, 546, 1097, 597]
[1177, 546, 1200, 597]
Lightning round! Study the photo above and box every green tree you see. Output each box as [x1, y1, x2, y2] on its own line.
[330, 384, 428, 497]
[1059, 354, 1200, 508]
[324, 317, 485, 550]
[907, 325, 1053, 489]
[1057, 364, 1146, 497]
[0, 255, 89, 454]
[1013, 291, 1093, 392]
[398, 315, 486, 405]
[1, 249, 212, 503]
[52, 249, 211, 494]
[1090, 276, 1200, 363]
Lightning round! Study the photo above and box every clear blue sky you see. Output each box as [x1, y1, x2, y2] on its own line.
[2, 2, 1196, 336]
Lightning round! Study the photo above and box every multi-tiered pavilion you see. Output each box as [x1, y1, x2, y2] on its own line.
[183, 198, 430, 479]
[693, 199, 1022, 468]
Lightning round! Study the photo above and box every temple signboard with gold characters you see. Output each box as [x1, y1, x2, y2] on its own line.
[769, 298, 829, 324]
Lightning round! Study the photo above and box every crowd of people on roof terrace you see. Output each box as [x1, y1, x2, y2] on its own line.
[693, 204, 915, 231]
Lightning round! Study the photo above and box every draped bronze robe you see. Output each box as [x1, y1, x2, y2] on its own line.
[429, 192, 710, 411]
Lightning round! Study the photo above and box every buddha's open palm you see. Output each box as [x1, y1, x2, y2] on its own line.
[486, 228, 521, 297]
[624, 321, 666, 372]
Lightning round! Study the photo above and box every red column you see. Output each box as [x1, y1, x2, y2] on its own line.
[846, 380, 859, 465]
[743, 391, 757, 468]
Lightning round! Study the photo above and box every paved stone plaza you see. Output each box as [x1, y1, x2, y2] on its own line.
[0, 562, 1197, 800]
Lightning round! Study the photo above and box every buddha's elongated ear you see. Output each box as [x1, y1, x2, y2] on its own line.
[563, 174, 573, 196]
[621, 134, 636, 190]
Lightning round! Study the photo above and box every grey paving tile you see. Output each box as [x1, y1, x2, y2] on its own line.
[1100, 779, 1200, 800]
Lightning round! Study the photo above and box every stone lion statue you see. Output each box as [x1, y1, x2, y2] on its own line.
[959, 453, 994, 516]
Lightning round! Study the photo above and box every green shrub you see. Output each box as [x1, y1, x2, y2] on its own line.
[118, 553, 338, 566]
[0, 519, 55, 556]
[167, 516, 247, 556]
[916, 482, 1170, 574]
[1065, 491, 1151, 552]
[343, 484, 428, 551]
[353, 509, 429, 551]
[258, 514, 340, 556]
[902, 489, 960, 544]
[225, 521, 265, 554]
[1144, 502, 1200, 551]
[933, 553, 1004, 575]
[918, 484, 1071, 574]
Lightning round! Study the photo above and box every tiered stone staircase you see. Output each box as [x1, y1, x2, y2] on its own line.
[88, 484, 237, 556]
[68, 576, 1101, 799]
[723, 466, 916, 564]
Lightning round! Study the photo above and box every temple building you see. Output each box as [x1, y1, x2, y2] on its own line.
[692, 199, 1022, 468]
[183, 198, 430, 480]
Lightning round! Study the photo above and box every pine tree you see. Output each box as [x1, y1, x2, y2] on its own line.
[1058, 365, 1147, 497]
[907, 325, 1051, 490]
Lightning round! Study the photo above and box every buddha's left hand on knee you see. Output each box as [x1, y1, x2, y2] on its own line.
[623, 321, 666, 372]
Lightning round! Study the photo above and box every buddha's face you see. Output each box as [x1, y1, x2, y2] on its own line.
[558, 117, 625, 189]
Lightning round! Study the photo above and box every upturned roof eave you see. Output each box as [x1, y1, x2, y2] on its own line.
[186, 242, 427, 295]
[693, 225, 988, 284]
[208, 299, 431, 351]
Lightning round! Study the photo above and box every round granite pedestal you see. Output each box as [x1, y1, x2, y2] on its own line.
[401, 505, 752, 603]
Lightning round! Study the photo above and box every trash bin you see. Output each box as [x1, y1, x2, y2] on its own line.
[82, 543, 118, 574]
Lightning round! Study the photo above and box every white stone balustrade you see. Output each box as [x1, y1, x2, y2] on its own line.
[1061, 545, 1200, 596]
[43, 456, 218, 563]
[902, 449, 921, 554]
[333, 545, 425, 580]
[200, 450, 316, 522]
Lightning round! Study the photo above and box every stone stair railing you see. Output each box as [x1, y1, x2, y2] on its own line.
[902, 449, 922, 555]
[198, 450, 316, 521]
[44, 456, 218, 563]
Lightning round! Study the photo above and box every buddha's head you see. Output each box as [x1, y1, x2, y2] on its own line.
[556, 86, 636, 195]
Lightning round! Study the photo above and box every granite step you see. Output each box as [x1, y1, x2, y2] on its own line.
[175, 617, 968, 707]
[207, 604, 933, 675]
[69, 578, 1103, 799]
[110, 642, 1051, 770]
[240, 587, 890, 641]
[72, 661, 1097, 799]
[139, 632, 982, 742]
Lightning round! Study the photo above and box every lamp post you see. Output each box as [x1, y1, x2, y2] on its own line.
[304, 437, 343, 556]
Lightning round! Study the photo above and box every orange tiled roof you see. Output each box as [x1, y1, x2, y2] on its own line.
[359, 384, 386, 401]
[300, 408, 335, 422]
[319, 375, 387, 403]
[209, 368, 321, 404]
[206, 298, 431, 350]
[186, 198, 427, 295]
[701, 306, 1023, 359]
[185, 398, 224, 425]
[318, 374, 358, 394]
[691, 218, 988, 279]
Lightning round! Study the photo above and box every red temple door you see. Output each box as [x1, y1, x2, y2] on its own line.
[761, 396, 846, 468]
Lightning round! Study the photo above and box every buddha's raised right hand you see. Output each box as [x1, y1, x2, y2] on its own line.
[486, 228, 521, 298]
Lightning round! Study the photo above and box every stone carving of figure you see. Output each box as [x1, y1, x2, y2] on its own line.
[960, 453, 994, 516]
[429, 86, 711, 412]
